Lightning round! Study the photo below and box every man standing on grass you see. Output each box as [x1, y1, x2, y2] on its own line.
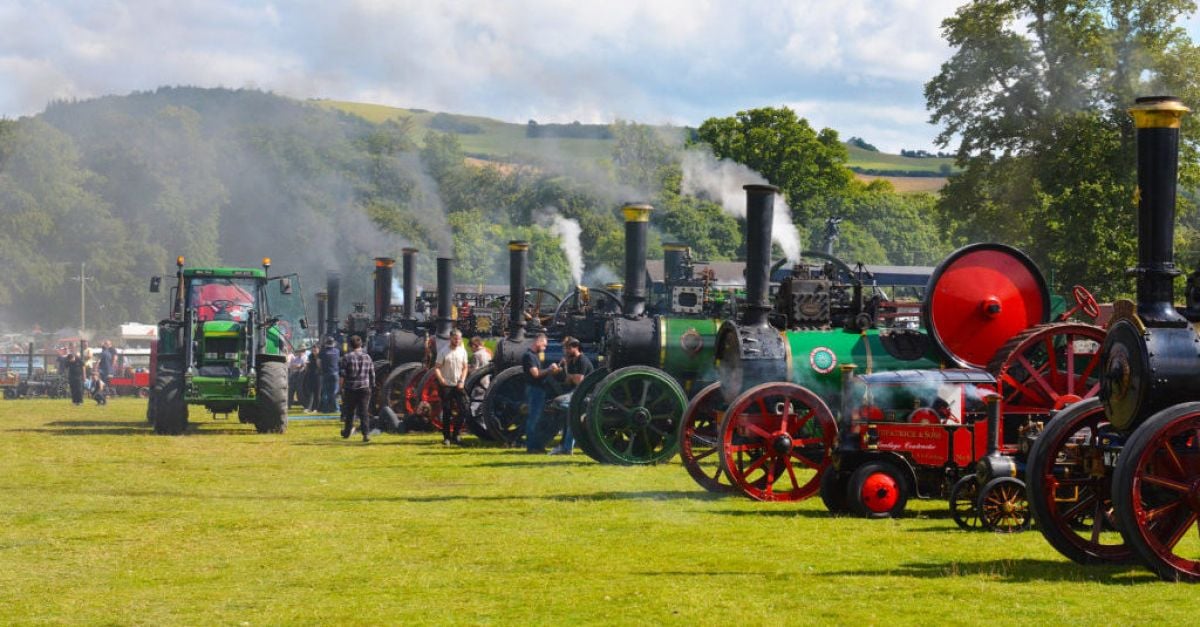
[521, 332, 558, 453]
[434, 329, 470, 446]
[549, 337, 593, 455]
[339, 335, 375, 442]
[319, 336, 340, 414]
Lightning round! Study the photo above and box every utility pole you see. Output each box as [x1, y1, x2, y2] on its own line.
[70, 263, 93, 335]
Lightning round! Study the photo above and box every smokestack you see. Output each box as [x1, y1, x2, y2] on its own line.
[325, 272, 341, 338]
[436, 257, 455, 338]
[743, 184, 778, 328]
[508, 241, 529, 338]
[1130, 96, 1190, 325]
[315, 292, 327, 343]
[663, 243, 688, 288]
[621, 203, 652, 317]
[402, 248, 418, 320]
[373, 257, 395, 328]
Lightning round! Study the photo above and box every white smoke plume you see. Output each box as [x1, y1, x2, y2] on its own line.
[536, 208, 584, 286]
[679, 148, 802, 263]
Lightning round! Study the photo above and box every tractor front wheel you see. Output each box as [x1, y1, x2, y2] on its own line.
[254, 359, 288, 434]
[949, 475, 982, 530]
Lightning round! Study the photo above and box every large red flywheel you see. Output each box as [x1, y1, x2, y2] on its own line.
[923, 243, 1051, 369]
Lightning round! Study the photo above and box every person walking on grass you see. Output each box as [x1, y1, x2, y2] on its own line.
[522, 332, 558, 453]
[338, 335, 375, 442]
[435, 329, 470, 445]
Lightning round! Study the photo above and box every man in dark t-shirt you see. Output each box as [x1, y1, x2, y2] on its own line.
[522, 333, 558, 453]
[549, 337, 593, 455]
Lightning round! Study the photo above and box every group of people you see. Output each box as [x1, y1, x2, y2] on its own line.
[326, 329, 589, 453]
[59, 340, 119, 406]
[286, 338, 343, 414]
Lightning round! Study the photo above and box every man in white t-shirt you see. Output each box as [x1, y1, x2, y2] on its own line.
[434, 329, 470, 445]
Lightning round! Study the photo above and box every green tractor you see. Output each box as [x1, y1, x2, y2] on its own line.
[148, 256, 309, 435]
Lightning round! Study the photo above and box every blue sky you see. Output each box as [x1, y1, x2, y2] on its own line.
[2, 0, 1198, 152]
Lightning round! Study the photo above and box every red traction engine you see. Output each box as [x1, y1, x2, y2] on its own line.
[1026, 96, 1200, 581]
[832, 369, 1043, 531]
[689, 185, 1104, 506]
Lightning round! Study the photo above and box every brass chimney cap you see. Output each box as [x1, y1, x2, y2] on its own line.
[508, 241, 530, 251]
[1130, 96, 1190, 129]
[621, 203, 653, 223]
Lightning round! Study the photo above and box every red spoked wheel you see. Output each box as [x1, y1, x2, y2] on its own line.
[1061, 285, 1101, 321]
[1112, 402, 1200, 581]
[381, 363, 423, 417]
[717, 382, 837, 502]
[416, 369, 445, 431]
[1026, 398, 1134, 564]
[403, 366, 429, 416]
[678, 382, 737, 493]
[988, 323, 1105, 415]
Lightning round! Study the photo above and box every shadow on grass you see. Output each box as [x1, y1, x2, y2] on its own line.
[709, 508, 840, 519]
[819, 558, 1157, 584]
[10, 421, 268, 436]
[95, 487, 722, 504]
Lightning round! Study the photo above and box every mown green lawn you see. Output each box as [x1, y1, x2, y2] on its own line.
[0, 398, 1192, 624]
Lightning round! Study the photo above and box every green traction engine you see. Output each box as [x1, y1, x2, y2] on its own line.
[568, 204, 728, 466]
[148, 256, 308, 435]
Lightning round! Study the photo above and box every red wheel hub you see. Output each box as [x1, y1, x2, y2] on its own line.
[860, 472, 899, 513]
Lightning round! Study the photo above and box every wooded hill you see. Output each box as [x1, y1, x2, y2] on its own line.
[0, 87, 948, 335]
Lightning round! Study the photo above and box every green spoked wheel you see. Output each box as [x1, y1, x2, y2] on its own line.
[586, 366, 687, 465]
[567, 367, 609, 462]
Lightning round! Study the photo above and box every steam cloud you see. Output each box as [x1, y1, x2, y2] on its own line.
[679, 148, 802, 263]
[538, 209, 584, 286]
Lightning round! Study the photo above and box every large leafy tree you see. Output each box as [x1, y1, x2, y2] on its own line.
[694, 107, 854, 226]
[925, 0, 1200, 296]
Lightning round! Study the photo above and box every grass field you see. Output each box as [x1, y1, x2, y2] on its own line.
[1, 398, 1192, 624]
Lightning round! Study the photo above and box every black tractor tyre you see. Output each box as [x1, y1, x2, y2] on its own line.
[254, 358, 289, 434]
[145, 389, 158, 425]
[153, 356, 188, 435]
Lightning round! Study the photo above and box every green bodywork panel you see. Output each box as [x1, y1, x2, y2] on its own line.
[784, 328, 939, 401]
[660, 318, 721, 377]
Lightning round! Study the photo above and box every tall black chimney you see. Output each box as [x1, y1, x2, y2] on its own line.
[436, 257, 454, 338]
[325, 272, 341, 338]
[401, 248, 418, 320]
[1130, 96, 1190, 326]
[316, 291, 327, 342]
[508, 241, 529, 338]
[743, 184, 778, 328]
[663, 243, 688, 288]
[373, 257, 394, 328]
[621, 203, 652, 317]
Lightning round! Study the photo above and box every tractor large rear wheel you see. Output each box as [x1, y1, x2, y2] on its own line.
[254, 359, 288, 434]
[463, 365, 495, 441]
[153, 356, 188, 435]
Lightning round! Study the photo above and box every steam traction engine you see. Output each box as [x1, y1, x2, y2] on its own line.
[682, 184, 1104, 509]
[1026, 96, 1200, 581]
[567, 205, 725, 465]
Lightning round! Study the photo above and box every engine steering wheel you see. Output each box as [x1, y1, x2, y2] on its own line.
[1061, 285, 1100, 321]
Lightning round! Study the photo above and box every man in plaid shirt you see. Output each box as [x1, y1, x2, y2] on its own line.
[339, 335, 376, 442]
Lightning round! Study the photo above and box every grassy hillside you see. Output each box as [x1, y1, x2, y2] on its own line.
[315, 99, 954, 177]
